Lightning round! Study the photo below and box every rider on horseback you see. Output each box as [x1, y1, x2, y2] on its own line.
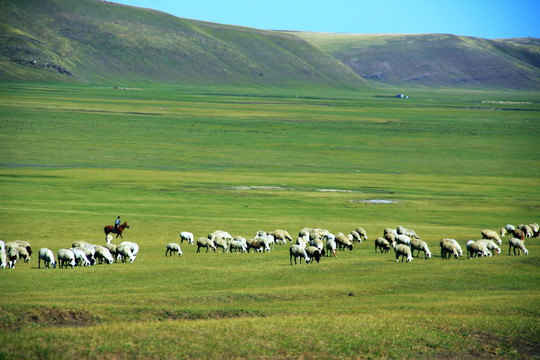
[113, 216, 121, 233]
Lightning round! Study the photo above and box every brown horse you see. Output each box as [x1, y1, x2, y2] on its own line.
[104, 222, 130, 239]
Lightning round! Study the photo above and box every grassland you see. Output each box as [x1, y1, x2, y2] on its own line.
[0, 83, 539, 359]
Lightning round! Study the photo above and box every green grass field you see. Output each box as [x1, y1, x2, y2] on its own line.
[0, 83, 539, 359]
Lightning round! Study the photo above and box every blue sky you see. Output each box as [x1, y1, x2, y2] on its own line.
[112, 0, 540, 39]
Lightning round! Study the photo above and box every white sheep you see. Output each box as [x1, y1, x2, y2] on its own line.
[466, 241, 491, 259]
[508, 238, 529, 256]
[410, 238, 431, 259]
[57, 249, 76, 268]
[15, 245, 31, 263]
[295, 236, 309, 249]
[440, 239, 462, 259]
[180, 231, 194, 245]
[105, 243, 118, 262]
[476, 240, 501, 255]
[1, 250, 7, 269]
[106, 234, 114, 245]
[348, 230, 363, 243]
[165, 243, 183, 257]
[290, 244, 310, 265]
[0, 240, 5, 252]
[6, 247, 18, 269]
[116, 244, 135, 263]
[395, 234, 411, 247]
[269, 230, 289, 245]
[394, 244, 413, 263]
[374, 237, 392, 253]
[335, 232, 353, 251]
[529, 223, 539, 237]
[305, 246, 322, 263]
[518, 224, 533, 238]
[71, 247, 91, 266]
[209, 230, 233, 242]
[212, 236, 229, 253]
[383, 227, 398, 237]
[228, 240, 247, 253]
[196, 238, 217, 253]
[254, 235, 271, 252]
[38, 248, 56, 269]
[325, 238, 337, 257]
[396, 226, 419, 239]
[72, 243, 96, 265]
[120, 241, 139, 259]
[94, 245, 114, 264]
[481, 230, 502, 245]
[355, 227, 368, 241]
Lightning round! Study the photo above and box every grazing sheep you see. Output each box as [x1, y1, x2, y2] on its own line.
[71, 248, 91, 266]
[295, 236, 309, 249]
[397, 226, 419, 239]
[212, 236, 229, 253]
[71, 243, 96, 265]
[38, 248, 56, 269]
[500, 227, 508, 237]
[383, 232, 396, 243]
[305, 246, 322, 263]
[15, 245, 31, 263]
[246, 238, 263, 252]
[0, 240, 4, 252]
[106, 234, 114, 245]
[529, 223, 539, 237]
[394, 244, 413, 263]
[466, 241, 491, 259]
[105, 243, 118, 262]
[410, 239, 431, 259]
[234, 236, 248, 248]
[476, 240, 501, 255]
[57, 249, 76, 269]
[6, 247, 18, 269]
[481, 230, 502, 245]
[209, 230, 233, 242]
[116, 244, 135, 263]
[180, 231, 194, 245]
[335, 232, 353, 251]
[508, 238, 529, 256]
[290, 245, 310, 265]
[440, 239, 461, 259]
[270, 229, 293, 244]
[355, 227, 368, 242]
[349, 230, 363, 243]
[518, 224, 533, 238]
[374, 237, 392, 253]
[395, 234, 411, 247]
[196, 238, 217, 253]
[254, 235, 271, 252]
[298, 228, 312, 239]
[309, 237, 325, 253]
[12, 240, 32, 257]
[94, 246, 114, 264]
[510, 228, 525, 241]
[120, 241, 139, 259]
[325, 238, 337, 257]
[228, 240, 247, 253]
[384, 227, 397, 237]
[0, 250, 7, 269]
[165, 243, 183, 257]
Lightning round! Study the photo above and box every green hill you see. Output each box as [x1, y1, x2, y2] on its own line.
[0, 0, 367, 88]
[294, 32, 540, 89]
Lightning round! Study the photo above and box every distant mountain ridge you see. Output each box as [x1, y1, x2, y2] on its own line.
[0, 0, 366, 88]
[1, 0, 539, 90]
[294, 33, 540, 89]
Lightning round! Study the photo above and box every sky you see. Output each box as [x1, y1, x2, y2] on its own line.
[111, 0, 540, 39]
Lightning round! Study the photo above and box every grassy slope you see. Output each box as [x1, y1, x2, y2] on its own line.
[0, 83, 538, 358]
[295, 32, 540, 90]
[0, 0, 366, 88]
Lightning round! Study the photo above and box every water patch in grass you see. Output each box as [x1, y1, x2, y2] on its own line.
[349, 199, 401, 204]
[225, 185, 360, 193]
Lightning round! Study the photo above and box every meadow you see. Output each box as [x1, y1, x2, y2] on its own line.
[0, 83, 539, 359]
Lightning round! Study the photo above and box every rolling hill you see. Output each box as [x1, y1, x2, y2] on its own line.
[1, 0, 539, 89]
[294, 32, 540, 89]
[0, 0, 367, 88]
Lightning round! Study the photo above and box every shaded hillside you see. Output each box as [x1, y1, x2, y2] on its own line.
[295, 32, 540, 89]
[0, 0, 367, 88]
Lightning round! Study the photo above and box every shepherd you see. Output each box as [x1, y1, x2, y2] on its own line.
[113, 216, 121, 233]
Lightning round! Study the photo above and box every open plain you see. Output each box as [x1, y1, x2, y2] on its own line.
[0, 83, 539, 359]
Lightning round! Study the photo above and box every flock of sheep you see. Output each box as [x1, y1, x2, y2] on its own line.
[0, 223, 535, 269]
[0, 234, 139, 269]
[166, 223, 536, 265]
